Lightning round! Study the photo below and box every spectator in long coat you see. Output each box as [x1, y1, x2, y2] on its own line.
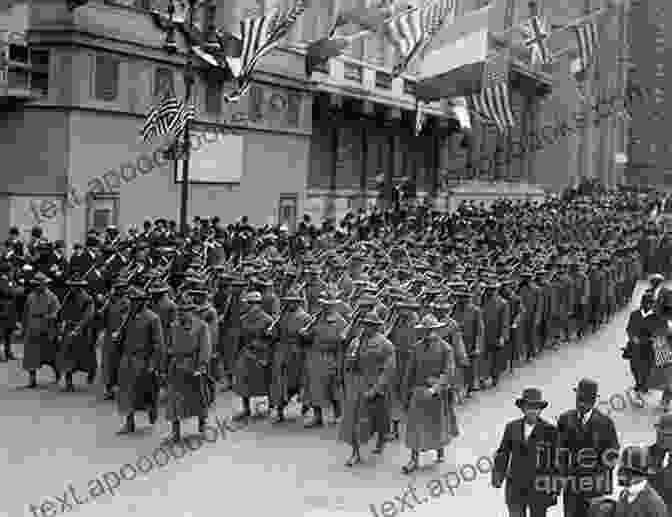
[492, 388, 558, 517]
[162, 299, 212, 442]
[339, 311, 395, 467]
[101, 281, 130, 400]
[401, 314, 459, 474]
[56, 278, 96, 391]
[624, 290, 656, 403]
[613, 446, 668, 517]
[232, 291, 274, 421]
[557, 378, 620, 517]
[116, 288, 163, 434]
[647, 290, 672, 413]
[22, 272, 61, 388]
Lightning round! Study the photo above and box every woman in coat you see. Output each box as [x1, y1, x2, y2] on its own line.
[647, 290, 672, 412]
[401, 314, 459, 474]
[163, 299, 212, 442]
[339, 311, 395, 466]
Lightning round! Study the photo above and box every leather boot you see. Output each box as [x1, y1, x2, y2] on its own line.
[372, 433, 386, 454]
[163, 421, 181, 442]
[304, 408, 324, 428]
[117, 414, 136, 435]
[345, 446, 362, 467]
[63, 373, 75, 392]
[26, 370, 37, 389]
[402, 451, 419, 474]
[436, 448, 445, 463]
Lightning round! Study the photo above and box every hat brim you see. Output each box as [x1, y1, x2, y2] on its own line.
[515, 399, 548, 410]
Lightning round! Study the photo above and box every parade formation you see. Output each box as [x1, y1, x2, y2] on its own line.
[0, 187, 670, 482]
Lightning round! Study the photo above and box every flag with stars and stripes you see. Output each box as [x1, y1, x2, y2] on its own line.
[385, 0, 455, 77]
[523, 16, 552, 66]
[141, 95, 183, 143]
[573, 19, 599, 72]
[166, 100, 196, 137]
[468, 51, 515, 133]
[223, 0, 308, 102]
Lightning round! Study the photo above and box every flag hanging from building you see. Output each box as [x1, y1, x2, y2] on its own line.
[385, 0, 456, 78]
[573, 19, 599, 72]
[141, 95, 194, 143]
[224, 0, 308, 102]
[468, 51, 515, 133]
[414, 99, 426, 135]
[522, 16, 552, 66]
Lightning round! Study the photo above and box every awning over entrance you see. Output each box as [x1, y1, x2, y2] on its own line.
[414, 4, 552, 102]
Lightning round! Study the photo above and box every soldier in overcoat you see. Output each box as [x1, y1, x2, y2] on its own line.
[268, 289, 312, 423]
[451, 289, 484, 395]
[162, 299, 212, 442]
[101, 280, 130, 400]
[481, 281, 510, 387]
[217, 278, 246, 391]
[232, 291, 274, 421]
[56, 277, 96, 391]
[22, 272, 61, 388]
[149, 282, 177, 342]
[339, 311, 395, 466]
[0, 262, 19, 361]
[189, 286, 218, 376]
[518, 272, 539, 361]
[401, 314, 459, 474]
[502, 279, 525, 372]
[116, 287, 163, 434]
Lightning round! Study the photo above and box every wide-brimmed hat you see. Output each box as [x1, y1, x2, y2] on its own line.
[66, 277, 88, 287]
[318, 290, 342, 305]
[360, 311, 384, 326]
[574, 378, 598, 403]
[649, 273, 665, 284]
[654, 413, 672, 432]
[31, 272, 52, 285]
[112, 280, 129, 290]
[128, 287, 148, 300]
[177, 300, 197, 312]
[243, 291, 263, 304]
[414, 314, 445, 330]
[281, 290, 303, 303]
[148, 282, 170, 295]
[515, 388, 548, 410]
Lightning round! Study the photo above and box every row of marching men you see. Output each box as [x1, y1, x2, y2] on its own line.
[0, 237, 643, 471]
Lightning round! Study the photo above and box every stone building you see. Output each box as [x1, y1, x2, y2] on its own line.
[0, 0, 629, 245]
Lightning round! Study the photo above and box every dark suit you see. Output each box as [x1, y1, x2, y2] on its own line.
[647, 443, 672, 516]
[613, 484, 668, 517]
[557, 408, 620, 517]
[493, 417, 558, 517]
[625, 309, 655, 392]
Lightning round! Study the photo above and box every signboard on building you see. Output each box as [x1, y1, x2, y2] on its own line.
[175, 133, 244, 184]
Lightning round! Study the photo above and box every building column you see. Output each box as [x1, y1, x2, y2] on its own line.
[359, 121, 368, 210]
[326, 94, 342, 218]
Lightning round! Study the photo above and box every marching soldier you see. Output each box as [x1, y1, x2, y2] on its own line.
[0, 262, 19, 361]
[189, 286, 219, 376]
[116, 287, 163, 434]
[56, 277, 97, 391]
[481, 281, 510, 388]
[401, 314, 459, 474]
[163, 298, 213, 442]
[232, 291, 274, 421]
[451, 289, 484, 396]
[217, 277, 246, 391]
[339, 311, 395, 466]
[268, 289, 312, 423]
[501, 279, 525, 372]
[22, 272, 61, 388]
[101, 280, 131, 400]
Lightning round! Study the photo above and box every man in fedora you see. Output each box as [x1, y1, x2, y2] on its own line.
[612, 445, 668, 517]
[557, 378, 620, 517]
[492, 388, 558, 517]
[401, 314, 458, 474]
[22, 272, 61, 388]
[56, 276, 96, 391]
[647, 414, 672, 515]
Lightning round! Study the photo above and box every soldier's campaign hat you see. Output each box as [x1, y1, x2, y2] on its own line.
[188, 287, 209, 297]
[66, 277, 88, 287]
[654, 413, 672, 432]
[148, 282, 170, 295]
[454, 290, 471, 299]
[128, 287, 148, 300]
[243, 291, 262, 304]
[356, 293, 378, 307]
[360, 311, 384, 326]
[515, 388, 548, 410]
[649, 273, 665, 284]
[573, 378, 598, 403]
[281, 290, 303, 303]
[617, 445, 652, 477]
[230, 278, 247, 288]
[394, 298, 421, 310]
[318, 290, 342, 305]
[252, 277, 273, 288]
[31, 272, 52, 285]
[414, 314, 446, 330]
[112, 279, 129, 290]
[177, 299, 197, 312]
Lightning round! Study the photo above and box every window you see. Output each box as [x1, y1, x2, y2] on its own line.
[375, 71, 392, 89]
[344, 62, 363, 82]
[287, 92, 301, 127]
[134, 0, 152, 9]
[205, 78, 222, 115]
[93, 54, 119, 101]
[8, 43, 28, 63]
[154, 67, 174, 98]
[650, 143, 657, 154]
[29, 49, 49, 96]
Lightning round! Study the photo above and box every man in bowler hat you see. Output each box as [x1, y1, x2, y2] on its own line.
[557, 378, 620, 517]
[612, 445, 667, 517]
[492, 388, 558, 517]
[647, 414, 672, 515]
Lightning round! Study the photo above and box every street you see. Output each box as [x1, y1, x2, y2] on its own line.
[1, 282, 662, 517]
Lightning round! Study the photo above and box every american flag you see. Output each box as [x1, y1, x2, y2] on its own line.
[141, 96, 183, 143]
[523, 16, 552, 66]
[224, 0, 307, 102]
[166, 100, 196, 137]
[573, 20, 599, 72]
[385, 0, 455, 77]
[468, 52, 515, 133]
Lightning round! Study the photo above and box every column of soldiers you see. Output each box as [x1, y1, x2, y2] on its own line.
[0, 191, 666, 471]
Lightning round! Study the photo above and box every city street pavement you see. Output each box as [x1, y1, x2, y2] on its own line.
[1, 281, 665, 517]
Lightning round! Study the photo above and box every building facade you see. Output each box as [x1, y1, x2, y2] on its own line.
[0, 0, 629, 246]
[626, 0, 671, 187]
